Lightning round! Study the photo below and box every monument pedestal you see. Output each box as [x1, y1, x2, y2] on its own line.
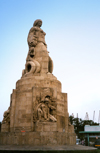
[1, 123, 10, 132]
[0, 131, 76, 145]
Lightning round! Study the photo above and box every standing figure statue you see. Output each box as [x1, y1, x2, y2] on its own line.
[27, 19, 46, 48]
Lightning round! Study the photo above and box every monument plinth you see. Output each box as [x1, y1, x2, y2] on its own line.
[0, 19, 76, 145]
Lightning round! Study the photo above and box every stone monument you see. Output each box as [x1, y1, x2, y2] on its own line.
[0, 19, 76, 145]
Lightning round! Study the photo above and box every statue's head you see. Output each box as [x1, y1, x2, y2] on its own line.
[44, 97, 50, 104]
[33, 19, 42, 28]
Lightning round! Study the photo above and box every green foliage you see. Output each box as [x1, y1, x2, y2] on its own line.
[69, 115, 99, 140]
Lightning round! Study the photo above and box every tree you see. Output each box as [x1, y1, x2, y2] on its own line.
[69, 115, 99, 139]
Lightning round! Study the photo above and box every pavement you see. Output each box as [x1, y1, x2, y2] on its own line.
[0, 145, 97, 151]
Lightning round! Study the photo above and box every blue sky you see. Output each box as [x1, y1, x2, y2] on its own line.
[0, 0, 100, 122]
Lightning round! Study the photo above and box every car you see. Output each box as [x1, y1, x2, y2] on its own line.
[76, 139, 80, 145]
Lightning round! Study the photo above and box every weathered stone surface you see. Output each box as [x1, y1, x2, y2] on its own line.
[0, 19, 76, 145]
[0, 131, 76, 145]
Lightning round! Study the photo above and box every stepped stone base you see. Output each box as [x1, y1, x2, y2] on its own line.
[0, 132, 76, 145]
[0, 122, 76, 145]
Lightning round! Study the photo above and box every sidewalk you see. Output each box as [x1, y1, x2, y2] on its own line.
[0, 145, 97, 151]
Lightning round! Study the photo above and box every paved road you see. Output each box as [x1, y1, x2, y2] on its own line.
[0, 145, 97, 150]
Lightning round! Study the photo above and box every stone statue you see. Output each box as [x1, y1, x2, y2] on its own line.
[22, 19, 53, 77]
[26, 47, 35, 61]
[37, 103, 49, 121]
[27, 19, 46, 48]
[33, 96, 57, 122]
